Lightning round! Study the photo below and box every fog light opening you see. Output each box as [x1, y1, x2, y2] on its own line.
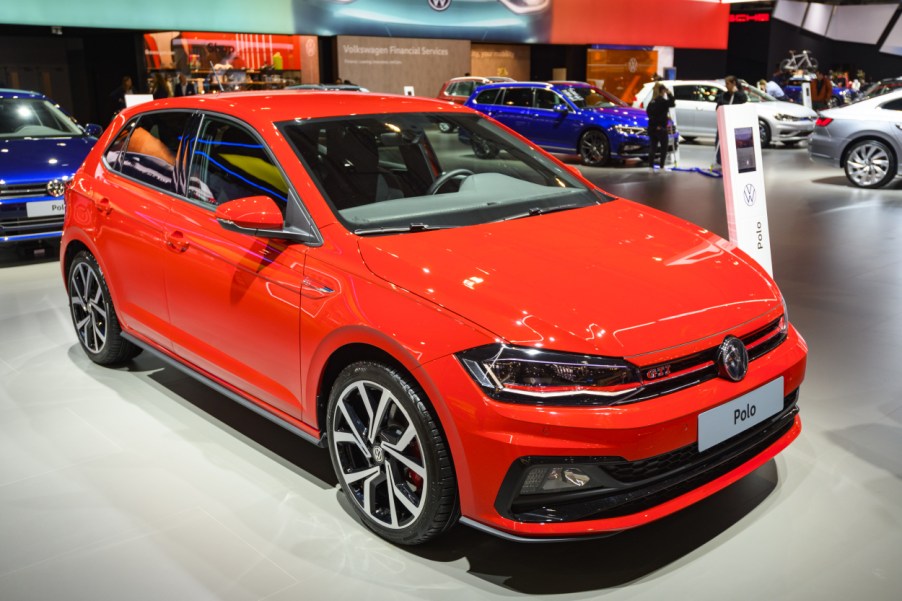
[519, 465, 599, 495]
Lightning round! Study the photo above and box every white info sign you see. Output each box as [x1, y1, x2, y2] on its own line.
[717, 103, 773, 275]
[800, 81, 812, 110]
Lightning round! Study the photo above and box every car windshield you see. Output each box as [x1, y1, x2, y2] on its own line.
[742, 85, 777, 103]
[280, 113, 605, 234]
[0, 98, 83, 138]
[558, 86, 624, 109]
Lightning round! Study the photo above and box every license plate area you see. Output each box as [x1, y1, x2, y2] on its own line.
[26, 200, 65, 218]
[698, 377, 784, 452]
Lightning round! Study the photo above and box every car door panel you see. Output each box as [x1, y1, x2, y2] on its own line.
[164, 115, 305, 419]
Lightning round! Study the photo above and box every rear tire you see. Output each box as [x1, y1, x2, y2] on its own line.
[844, 139, 896, 189]
[67, 251, 141, 365]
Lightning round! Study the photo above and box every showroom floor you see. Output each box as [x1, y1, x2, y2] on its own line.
[1, 142, 901, 600]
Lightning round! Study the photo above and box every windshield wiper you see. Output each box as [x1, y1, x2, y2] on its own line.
[500, 203, 586, 222]
[353, 223, 452, 236]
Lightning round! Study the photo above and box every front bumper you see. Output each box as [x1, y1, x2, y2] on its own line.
[611, 132, 680, 159]
[0, 195, 66, 243]
[772, 120, 815, 142]
[421, 325, 807, 539]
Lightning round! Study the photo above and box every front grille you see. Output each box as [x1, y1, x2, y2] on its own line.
[622, 317, 787, 404]
[0, 182, 48, 199]
[0, 215, 64, 237]
[498, 389, 800, 523]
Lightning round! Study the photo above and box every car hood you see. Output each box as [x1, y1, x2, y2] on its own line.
[0, 136, 96, 185]
[358, 201, 780, 358]
[586, 106, 649, 125]
[757, 101, 817, 119]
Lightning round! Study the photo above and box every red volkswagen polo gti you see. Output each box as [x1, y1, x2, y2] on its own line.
[61, 91, 806, 544]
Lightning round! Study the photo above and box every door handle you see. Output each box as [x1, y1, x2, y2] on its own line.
[165, 230, 190, 253]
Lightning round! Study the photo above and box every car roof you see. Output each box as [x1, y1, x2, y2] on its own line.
[447, 76, 513, 83]
[475, 81, 582, 91]
[117, 90, 474, 128]
[0, 88, 48, 100]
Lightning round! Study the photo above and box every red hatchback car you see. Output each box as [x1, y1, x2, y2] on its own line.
[61, 91, 807, 545]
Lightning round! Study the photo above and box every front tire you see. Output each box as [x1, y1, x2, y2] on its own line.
[471, 135, 499, 159]
[327, 361, 458, 545]
[844, 139, 896, 188]
[759, 120, 772, 148]
[67, 251, 141, 365]
[579, 129, 610, 166]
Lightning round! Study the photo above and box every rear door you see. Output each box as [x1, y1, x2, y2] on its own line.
[88, 111, 192, 349]
[694, 84, 723, 135]
[671, 85, 700, 134]
[490, 87, 534, 136]
[162, 113, 308, 420]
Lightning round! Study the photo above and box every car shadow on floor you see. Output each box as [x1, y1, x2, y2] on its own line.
[73, 347, 782, 594]
[406, 461, 779, 593]
[812, 176, 902, 191]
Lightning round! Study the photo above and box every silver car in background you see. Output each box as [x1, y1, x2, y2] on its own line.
[632, 80, 818, 147]
[808, 89, 902, 188]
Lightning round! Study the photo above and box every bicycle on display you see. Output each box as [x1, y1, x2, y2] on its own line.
[780, 50, 818, 73]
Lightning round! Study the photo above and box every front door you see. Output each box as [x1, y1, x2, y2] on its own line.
[163, 114, 307, 420]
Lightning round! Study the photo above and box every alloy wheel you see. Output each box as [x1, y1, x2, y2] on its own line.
[579, 130, 609, 166]
[332, 379, 428, 529]
[846, 141, 892, 188]
[69, 261, 108, 354]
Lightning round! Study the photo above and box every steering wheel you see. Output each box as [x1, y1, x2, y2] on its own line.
[426, 169, 474, 195]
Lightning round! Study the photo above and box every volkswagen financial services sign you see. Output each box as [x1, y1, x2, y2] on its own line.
[716, 104, 773, 275]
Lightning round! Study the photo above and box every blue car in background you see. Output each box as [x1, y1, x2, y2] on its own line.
[463, 81, 677, 166]
[0, 89, 101, 247]
[783, 77, 851, 107]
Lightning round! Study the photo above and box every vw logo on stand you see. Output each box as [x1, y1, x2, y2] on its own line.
[743, 183, 756, 206]
[429, 0, 451, 11]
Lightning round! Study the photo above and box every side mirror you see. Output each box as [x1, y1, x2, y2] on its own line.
[215, 195, 285, 234]
[553, 104, 569, 114]
[84, 123, 104, 137]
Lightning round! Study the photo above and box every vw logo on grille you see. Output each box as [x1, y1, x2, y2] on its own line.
[717, 336, 749, 382]
[428, 0, 451, 11]
[47, 179, 67, 198]
[743, 183, 756, 206]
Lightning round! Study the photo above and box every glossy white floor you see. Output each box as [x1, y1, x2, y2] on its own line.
[1, 143, 901, 600]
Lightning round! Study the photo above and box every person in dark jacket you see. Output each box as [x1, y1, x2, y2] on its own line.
[645, 83, 675, 170]
[714, 75, 748, 167]
[173, 73, 196, 97]
[811, 70, 832, 111]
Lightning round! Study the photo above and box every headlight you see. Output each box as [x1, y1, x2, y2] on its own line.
[780, 295, 789, 335]
[456, 344, 643, 405]
[613, 125, 647, 136]
[499, 0, 550, 14]
[773, 114, 804, 122]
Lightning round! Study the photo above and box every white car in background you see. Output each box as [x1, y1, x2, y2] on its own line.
[633, 80, 818, 147]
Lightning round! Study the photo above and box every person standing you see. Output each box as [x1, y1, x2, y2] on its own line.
[109, 75, 134, 119]
[811, 70, 832, 111]
[173, 73, 196, 97]
[151, 72, 171, 100]
[645, 83, 675, 171]
[713, 75, 748, 168]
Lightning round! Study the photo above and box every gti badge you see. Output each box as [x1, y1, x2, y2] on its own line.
[717, 336, 749, 382]
[47, 179, 67, 198]
[743, 183, 756, 207]
[429, 0, 451, 11]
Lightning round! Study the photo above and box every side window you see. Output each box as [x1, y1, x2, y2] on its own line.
[474, 88, 501, 105]
[534, 90, 560, 110]
[118, 112, 190, 192]
[672, 86, 696, 101]
[881, 98, 902, 111]
[459, 81, 476, 97]
[698, 86, 721, 102]
[445, 82, 461, 96]
[503, 88, 534, 108]
[104, 119, 136, 171]
[187, 116, 289, 212]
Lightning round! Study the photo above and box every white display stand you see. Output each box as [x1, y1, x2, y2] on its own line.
[124, 94, 153, 108]
[716, 103, 773, 275]
[668, 104, 680, 167]
[800, 81, 812, 109]
[402, 86, 415, 96]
